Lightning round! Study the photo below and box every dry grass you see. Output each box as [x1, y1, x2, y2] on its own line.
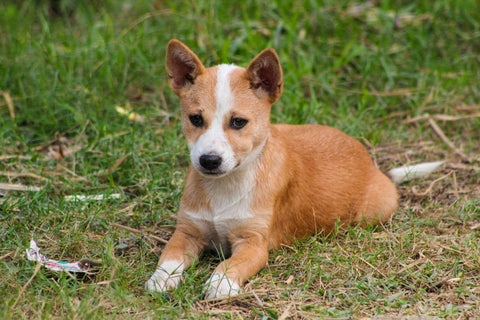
[1, 0, 479, 319]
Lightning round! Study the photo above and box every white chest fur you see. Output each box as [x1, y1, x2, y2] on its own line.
[184, 166, 256, 254]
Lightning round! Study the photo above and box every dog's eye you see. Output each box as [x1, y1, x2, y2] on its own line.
[189, 114, 204, 127]
[230, 117, 248, 130]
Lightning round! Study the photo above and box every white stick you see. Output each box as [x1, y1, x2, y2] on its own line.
[0, 183, 43, 192]
[64, 193, 122, 201]
[388, 161, 445, 184]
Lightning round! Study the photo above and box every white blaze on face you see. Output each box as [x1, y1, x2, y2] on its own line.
[189, 64, 239, 176]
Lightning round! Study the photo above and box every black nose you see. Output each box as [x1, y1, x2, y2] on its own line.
[199, 154, 222, 170]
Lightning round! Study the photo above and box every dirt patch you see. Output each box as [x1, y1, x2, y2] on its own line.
[372, 141, 480, 210]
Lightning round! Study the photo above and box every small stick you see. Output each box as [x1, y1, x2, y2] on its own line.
[404, 112, 480, 123]
[357, 255, 387, 278]
[98, 155, 129, 176]
[11, 262, 42, 310]
[119, 10, 173, 38]
[0, 251, 14, 260]
[0, 171, 48, 181]
[433, 113, 480, 121]
[35, 138, 58, 151]
[56, 164, 88, 181]
[470, 223, 480, 230]
[251, 290, 264, 307]
[0, 183, 42, 192]
[412, 171, 453, 196]
[1, 91, 15, 124]
[452, 171, 459, 200]
[398, 257, 428, 274]
[427, 115, 470, 161]
[111, 222, 168, 244]
[339, 87, 416, 96]
[54, 131, 65, 159]
[0, 155, 32, 161]
[278, 303, 293, 320]
[435, 243, 463, 255]
[455, 105, 480, 112]
[201, 290, 262, 304]
[64, 194, 121, 201]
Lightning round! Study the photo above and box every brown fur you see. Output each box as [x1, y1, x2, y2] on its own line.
[154, 39, 399, 293]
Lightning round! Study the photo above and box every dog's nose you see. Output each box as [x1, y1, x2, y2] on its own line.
[199, 154, 222, 170]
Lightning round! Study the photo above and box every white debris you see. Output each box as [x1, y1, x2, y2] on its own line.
[64, 193, 122, 201]
[388, 161, 445, 184]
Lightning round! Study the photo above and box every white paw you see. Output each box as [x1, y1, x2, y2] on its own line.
[145, 260, 184, 293]
[204, 272, 241, 299]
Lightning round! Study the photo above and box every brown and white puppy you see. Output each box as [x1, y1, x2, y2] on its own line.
[145, 39, 399, 299]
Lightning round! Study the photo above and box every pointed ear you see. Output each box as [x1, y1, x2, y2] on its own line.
[165, 39, 205, 94]
[246, 48, 283, 103]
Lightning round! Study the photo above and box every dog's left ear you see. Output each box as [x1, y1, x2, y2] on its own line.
[246, 49, 283, 103]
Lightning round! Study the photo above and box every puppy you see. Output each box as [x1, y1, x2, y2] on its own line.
[146, 39, 399, 299]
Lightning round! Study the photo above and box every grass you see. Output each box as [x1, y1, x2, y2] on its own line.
[0, 0, 479, 318]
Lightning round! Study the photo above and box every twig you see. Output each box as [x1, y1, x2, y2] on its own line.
[98, 155, 129, 176]
[55, 131, 65, 159]
[201, 290, 265, 305]
[398, 257, 428, 274]
[470, 223, 480, 230]
[285, 275, 294, 284]
[368, 85, 386, 106]
[251, 290, 264, 307]
[412, 171, 453, 196]
[0, 171, 49, 181]
[0, 251, 14, 260]
[111, 222, 168, 244]
[336, 244, 387, 277]
[56, 164, 88, 181]
[404, 112, 480, 123]
[434, 243, 464, 255]
[447, 162, 480, 172]
[34, 126, 79, 152]
[119, 10, 173, 38]
[427, 115, 471, 161]
[278, 303, 293, 320]
[455, 105, 480, 112]
[11, 262, 42, 310]
[64, 194, 121, 201]
[338, 87, 416, 96]
[0, 183, 43, 192]
[0, 155, 32, 161]
[357, 255, 387, 278]
[1, 91, 15, 125]
[452, 171, 459, 200]
[35, 137, 58, 151]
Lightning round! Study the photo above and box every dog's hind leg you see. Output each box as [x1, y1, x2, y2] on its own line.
[353, 171, 399, 226]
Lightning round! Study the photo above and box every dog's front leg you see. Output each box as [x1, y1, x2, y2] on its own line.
[204, 231, 268, 299]
[146, 221, 205, 293]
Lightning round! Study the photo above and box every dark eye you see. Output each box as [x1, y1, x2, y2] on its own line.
[230, 117, 248, 130]
[189, 114, 204, 127]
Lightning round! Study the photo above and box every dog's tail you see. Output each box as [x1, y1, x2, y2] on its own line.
[387, 161, 445, 184]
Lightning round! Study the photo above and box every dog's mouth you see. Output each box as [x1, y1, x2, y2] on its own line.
[198, 169, 228, 178]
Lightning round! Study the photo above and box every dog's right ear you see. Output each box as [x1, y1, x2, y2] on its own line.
[166, 39, 205, 94]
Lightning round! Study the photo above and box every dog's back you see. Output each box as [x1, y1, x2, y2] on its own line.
[263, 124, 398, 247]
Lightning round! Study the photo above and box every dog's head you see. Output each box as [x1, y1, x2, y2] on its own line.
[166, 40, 283, 178]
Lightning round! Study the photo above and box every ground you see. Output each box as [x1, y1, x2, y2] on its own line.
[0, 0, 479, 319]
